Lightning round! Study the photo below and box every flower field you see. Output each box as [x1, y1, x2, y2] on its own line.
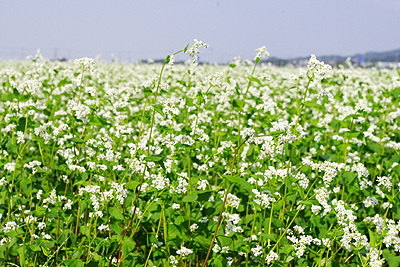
[1, 42, 400, 267]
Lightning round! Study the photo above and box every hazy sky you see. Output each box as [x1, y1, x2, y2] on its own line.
[1, 0, 399, 63]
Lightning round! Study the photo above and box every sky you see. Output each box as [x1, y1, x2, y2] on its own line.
[0, 0, 399, 63]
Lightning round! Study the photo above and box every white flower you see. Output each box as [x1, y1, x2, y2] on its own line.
[176, 246, 193, 257]
[265, 251, 278, 264]
[4, 162, 15, 172]
[307, 54, 332, 80]
[74, 57, 95, 74]
[0, 177, 7, 186]
[197, 179, 209, 190]
[172, 203, 180, 210]
[251, 244, 263, 257]
[363, 196, 379, 208]
[38, 222, 46, 230]
[225, 193, 240, 209]
[170, 255, 178, 266]
[254, 46, 270, 62]
[190, 223, 198, 232]
[169, 54, 175, 70]
[185, 39, 209, 67]
[213, 244, 220, 253]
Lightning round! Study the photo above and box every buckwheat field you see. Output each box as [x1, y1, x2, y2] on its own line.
[1, 40, 400, 267]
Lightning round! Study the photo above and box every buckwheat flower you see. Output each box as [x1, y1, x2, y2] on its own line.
[36, 189, 43, 200]
[0, 237, 11, 246]
[199, 217, 209, 223]
[98, 224, 110, 231]
[173, 177, 188, 194]
[265, 251, 278, 264]
[42, 232, 51, 240]
[3, 221, 19, 232]
[382, 202, 392, 209]
[25, 215, 37, 224]
[172, 203, 180, 210]
[190, 223, 198, 232]
[170, 255, 178, 267]
[254, 46, 270, 62]
[333, 186, 340, 193]
[169, 54, 175, 70]
[213, 244, 221, 253]
[74, 57, 95, 74]
[0, 177, 7, 186]
[251, 244, 263, 257]
[225, 193, 240, 209]
[176, 246, 193, 257]
[311, 205, 321, 215]
[24, 160, 42, 169]
[86, 161, 96, 170]
[63, 199, 73, 210]
[16, 131, 25, 144]
[368, 248, 385, 267]
[377, 176, 392, 190]
[307, 54, 332, 80]
[38, 222, 46, 230]
[185, 39, 209, 67]
[43, 189, 57, 205]
[151, 173, 170, 191]
[112, 165, 125, 171]
[197, 179, 209, 190]
[363, 196, 379, 208]
[295, 172, 309, 189]
[18, 79, 42, 95]
[4, 162, 15, 172]
[294, 225, 304, 234]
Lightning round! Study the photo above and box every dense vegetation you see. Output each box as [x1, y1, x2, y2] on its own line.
[1, 42, 400, 267]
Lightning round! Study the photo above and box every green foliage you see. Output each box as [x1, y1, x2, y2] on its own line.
[0, 45, 399, 267]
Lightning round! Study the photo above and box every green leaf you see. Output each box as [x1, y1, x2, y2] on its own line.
[342, 171, 356, 185]
[183, 43, 189, 53]
[70, 137, 85, 143]
[383, 249, 400, 267]
[122, 237, 136, 257]
[248, 76, 262, 86]
[213, 257, 223, 267]
[17, 117, 27, 132]
[217, 235, 232, 246]
[63, 259, 84, 267]
[35, 166, 48, 174]
[304, 101, 323, 110]
[348, 131, 360, 138]
[109, 207, 124, 220]
[164, 55, 171, 64]
[168, 223, 181, 238]
[268, 131, 283, 136]
[144, 156, 162, 162]
[80, 225, 90, 237]
[182, 192, 198, 202]
[29, 243, 41, 252]
[319, 154, 330, 161]
[194, 236, 210, 248]
[197, 190, 213, 202]
[263, 233, 278, 242]
[368, 228, 376, 247]
[224, 175, 252, 193]
[92, 115, 110, 126]
[232, 99, 243, 108]
[17, 246, 25, 267]
[152, 104, 165, 117]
